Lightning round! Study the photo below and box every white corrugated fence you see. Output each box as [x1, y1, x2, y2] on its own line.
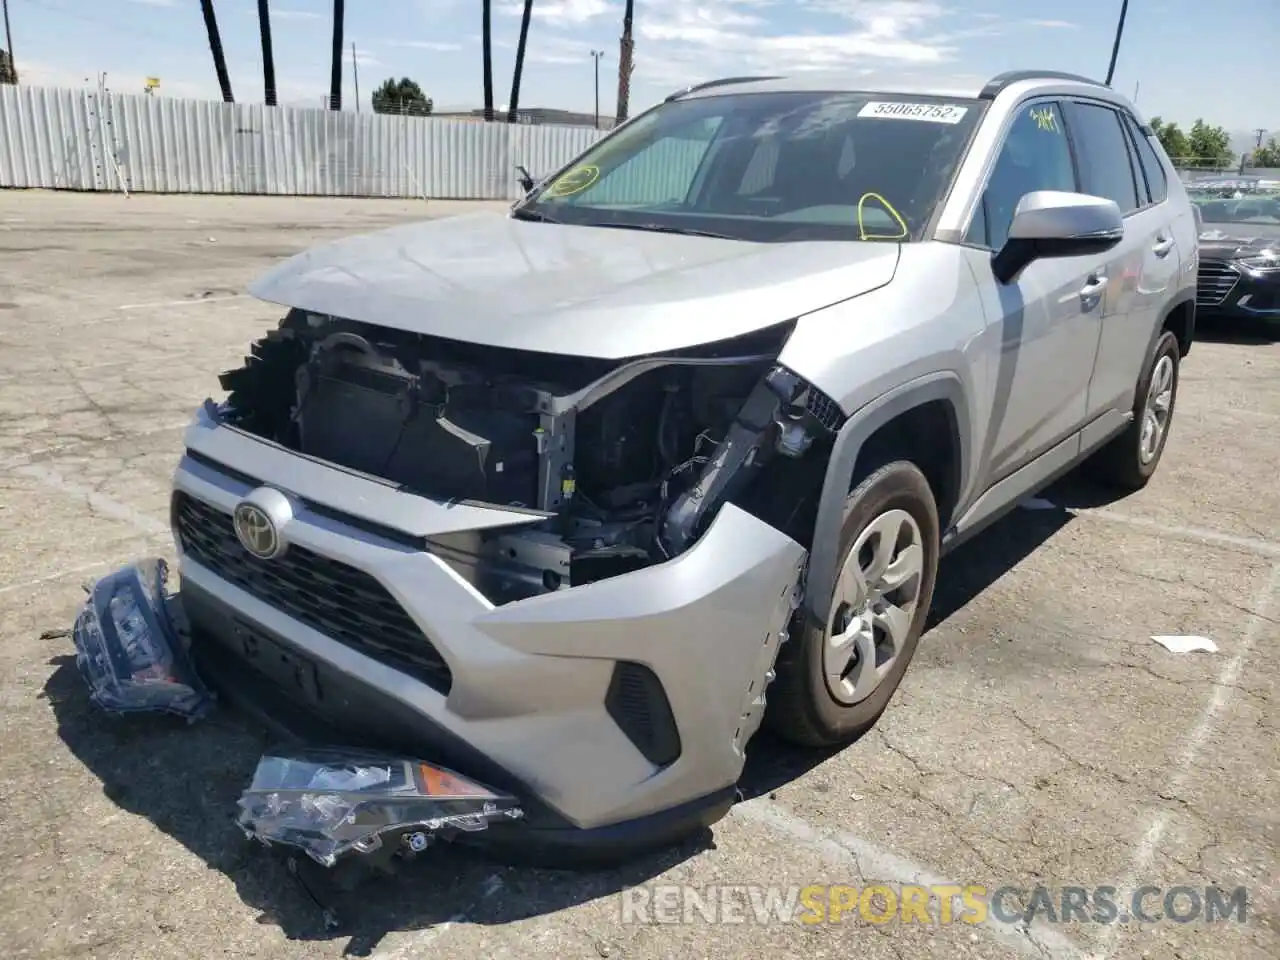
[0, 85, 607, 199]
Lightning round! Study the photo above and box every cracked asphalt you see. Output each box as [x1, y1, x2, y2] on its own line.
[0, 191, 1276, 960]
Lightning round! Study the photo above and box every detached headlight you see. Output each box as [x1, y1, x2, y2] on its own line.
[71, 559, 213, 719]
[236, 748, 523, 866]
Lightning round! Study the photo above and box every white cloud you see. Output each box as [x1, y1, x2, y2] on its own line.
[627, 0, 953, 89]
[125, 0, 178, 7]
[1026, 19, 1078, 29]
[496, 0, 613, 25]
[272, 9, 325, 21]
[386, 40, 466, 52]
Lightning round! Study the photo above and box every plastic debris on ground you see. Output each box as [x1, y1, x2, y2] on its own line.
[1018, 496, 1059, 511]
[1151, 634, 1219, 654]
[70, 558, 214, 720]
[236, 747, 524, 866]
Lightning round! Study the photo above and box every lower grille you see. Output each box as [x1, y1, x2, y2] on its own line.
[173, 492, 453, 694]
[1197, 260, 1240, 306]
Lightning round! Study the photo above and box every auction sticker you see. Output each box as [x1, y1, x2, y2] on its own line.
[857, 101, 968, 124]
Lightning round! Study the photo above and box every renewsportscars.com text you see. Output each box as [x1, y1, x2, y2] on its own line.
[619, 884, 1249, 926]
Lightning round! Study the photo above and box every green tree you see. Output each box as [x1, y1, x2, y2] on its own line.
[1150, 116, 1235, 169]
[1250, 137, 1280, 168]
[1187, 119, 1233, 168]
[1149, 117, 1190, 164]
[0, 48, 16, 85]
[372, 77, 433, 116]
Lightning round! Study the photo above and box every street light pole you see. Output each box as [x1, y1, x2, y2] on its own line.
[590, 49, 604, 128]
[1104, 0, 1129, 86]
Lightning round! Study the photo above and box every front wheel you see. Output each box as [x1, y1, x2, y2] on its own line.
[1087, 330, 1181, 490]
[768, 460, 940, 748]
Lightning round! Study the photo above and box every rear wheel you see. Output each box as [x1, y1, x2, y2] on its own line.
[1087, 330, 1180, 490]
[768, 460, 940, 748]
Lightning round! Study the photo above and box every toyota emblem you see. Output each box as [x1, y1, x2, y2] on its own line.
[233, 501, 281, 559]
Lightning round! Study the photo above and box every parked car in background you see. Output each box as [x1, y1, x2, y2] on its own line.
[1189, 184, 1280, 323]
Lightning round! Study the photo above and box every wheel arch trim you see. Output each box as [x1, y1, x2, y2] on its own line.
[803, 372, 970, 624]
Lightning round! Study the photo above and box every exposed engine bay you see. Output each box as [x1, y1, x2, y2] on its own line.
[216, 309, 844, 602]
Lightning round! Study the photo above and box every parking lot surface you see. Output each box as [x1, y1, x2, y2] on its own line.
[0, 191, 1276, 960]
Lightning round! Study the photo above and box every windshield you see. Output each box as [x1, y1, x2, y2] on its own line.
[1189, 189, 1280, 225]
[516, 91, 986, 243]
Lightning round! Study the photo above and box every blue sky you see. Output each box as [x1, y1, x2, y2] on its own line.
[5, 0, 1277, 138]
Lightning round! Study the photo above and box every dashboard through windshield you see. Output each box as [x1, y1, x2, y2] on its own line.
[516, 91, 986, 243]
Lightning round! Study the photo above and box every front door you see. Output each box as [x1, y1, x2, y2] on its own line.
[965, 99, 1107, 488]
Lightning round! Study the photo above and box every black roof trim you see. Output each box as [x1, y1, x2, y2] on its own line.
[979, 70, 1103, 99]
[663, 75, 783, 102]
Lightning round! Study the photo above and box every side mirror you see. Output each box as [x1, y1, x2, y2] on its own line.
[515, 164, 535, 195]
[992, 190, 1124, 284]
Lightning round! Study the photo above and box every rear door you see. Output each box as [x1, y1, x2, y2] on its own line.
[1060, 100, 1172, 416]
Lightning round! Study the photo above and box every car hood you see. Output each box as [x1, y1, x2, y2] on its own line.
[1197, 222, 1280, 260]
[247, 212, 900, 359]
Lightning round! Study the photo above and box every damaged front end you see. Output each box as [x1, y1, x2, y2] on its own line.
[214, 309, 845, 600]
[63, 306, 846, 873]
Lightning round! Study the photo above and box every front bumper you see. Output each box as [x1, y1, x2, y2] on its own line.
[171, 407, 807, 857]
[1196, 258, 1280, 320]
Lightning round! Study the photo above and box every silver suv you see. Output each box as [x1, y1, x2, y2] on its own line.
[171, 71, 1198, 860]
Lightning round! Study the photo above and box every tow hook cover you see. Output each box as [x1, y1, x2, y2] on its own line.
[70, 558, 214, 720]
[236, 747, 524, 866]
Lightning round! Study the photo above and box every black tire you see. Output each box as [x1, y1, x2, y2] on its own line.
[767, 460, 940, 748]
[1087, 330, 1181, 490]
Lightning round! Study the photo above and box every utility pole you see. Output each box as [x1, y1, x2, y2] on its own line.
[1104, 0, 1129, 86]
[616, 0, 634, 124]
[1132, 80, 1139, 105]
[2, 0, 17, 84]
[351, 42, 360, 112]
[590, 49, 604, 129]
[1241, 127, 1266, 174]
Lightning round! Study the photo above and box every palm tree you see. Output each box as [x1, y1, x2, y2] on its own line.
[199, 0, 234, 102]
[507, 0, 533, 122]
[616, 0, 634, 123]
[481, 0, 494, 121]
[329, 0, 344, 109]
[257, 0, 276, 106]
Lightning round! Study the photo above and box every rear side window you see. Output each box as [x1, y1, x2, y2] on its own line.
[1124, 113, 1168, 204]
[967, 100, 1076, 249]
[1064, 102, 1141, 214]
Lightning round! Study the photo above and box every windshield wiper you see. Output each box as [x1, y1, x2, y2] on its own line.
[586, 222, 739, 240]
[511, 207, 563, 224]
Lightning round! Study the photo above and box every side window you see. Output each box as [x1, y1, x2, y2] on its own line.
[1121, 121, 1151, 207]
[971, 101, 1075, 249]
[1064, 102, 1140, 214]
[1124, 113, 1168, 204]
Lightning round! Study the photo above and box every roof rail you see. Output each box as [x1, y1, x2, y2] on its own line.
[664, 75, 783, 102]
[979, 70, 1103, 100]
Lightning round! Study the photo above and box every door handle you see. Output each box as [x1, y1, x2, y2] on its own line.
[1080, 274, 1108, 299]
[1152, 236, 1174, 257]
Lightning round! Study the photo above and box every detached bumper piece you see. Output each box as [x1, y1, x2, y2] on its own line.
[71, 559, 214, 720]
[236, 748, 524, 866]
